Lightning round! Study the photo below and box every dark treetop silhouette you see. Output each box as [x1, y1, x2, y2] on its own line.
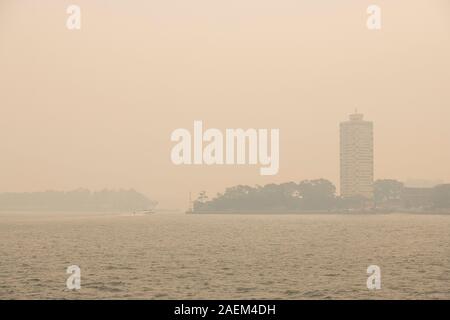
[193, 179, 450, 213]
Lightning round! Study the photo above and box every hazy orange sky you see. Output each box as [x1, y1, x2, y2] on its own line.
[1, 1, 449, 208]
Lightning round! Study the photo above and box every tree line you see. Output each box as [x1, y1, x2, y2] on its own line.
[0, 189, 156, 212]
[193, 179, 450, 212]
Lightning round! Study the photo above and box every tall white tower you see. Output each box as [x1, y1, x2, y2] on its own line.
[340, 112, 374, 199]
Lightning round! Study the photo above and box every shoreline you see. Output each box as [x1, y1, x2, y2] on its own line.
[188, 210, 450, 215]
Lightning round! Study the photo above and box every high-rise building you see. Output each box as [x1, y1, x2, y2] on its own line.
[340, 112, 374, 199]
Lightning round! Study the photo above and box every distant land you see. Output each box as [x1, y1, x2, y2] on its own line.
[0, 189, 156, 212]
[1, 180, 449, 215]
[191, 179, 450, 214]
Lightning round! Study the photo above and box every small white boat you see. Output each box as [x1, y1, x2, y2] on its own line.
[133, 209, 155, 215]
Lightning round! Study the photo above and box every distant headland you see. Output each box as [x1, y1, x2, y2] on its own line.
[189, 179, 450, 214]
[0, 189, 156, 212]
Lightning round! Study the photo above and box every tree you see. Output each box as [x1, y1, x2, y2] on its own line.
[197, 191, 209, 203]
[374, 179, 404, 206]
[193, 179, 338, 212]
[297, 179, 336, 210]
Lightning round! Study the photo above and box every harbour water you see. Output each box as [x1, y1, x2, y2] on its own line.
[0, 211, 449, 299]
